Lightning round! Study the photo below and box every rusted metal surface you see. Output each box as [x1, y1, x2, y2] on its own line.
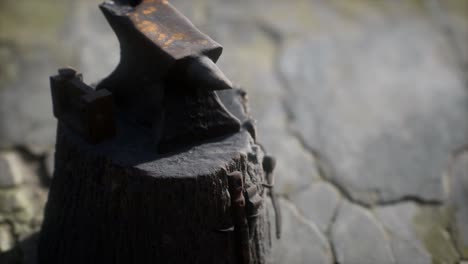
[98, 0, 223, 88]
[50, 67, 116, 144]
[228, 171, 251, 264]
[97, 0, 240, 153]
[127, 0, 222, 62]
[262, 156, 282, 239]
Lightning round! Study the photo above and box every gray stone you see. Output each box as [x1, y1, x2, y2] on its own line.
[376, 202, 459, 264]
[450, 151, 468, 258]
[268, 198, 333, 264]
[430, 0, 468, 68]
[0, 152, 24, 188]
[266, 131, 321, 195]
[170, 0, 208, 26]
[375, 203, 432, 264]
[0, 0, 118, 153]
[0, 190, 31, 215]
[0, 0, 76, 153]
[0, 45, 19, 88]
[290, 181, 341, 233]
[0, 186, 47, 244]
[0, 47, 58, 153]
[280, 0, 468, 204]
[389, 241, 431, 264]
[331, 202, 395, 264]
[0, 224, 15, 253]
[71, 0, 120, 84]
[208, 0, 317, 37]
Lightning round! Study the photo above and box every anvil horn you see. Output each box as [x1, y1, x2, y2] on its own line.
[172, 56, 233, 91]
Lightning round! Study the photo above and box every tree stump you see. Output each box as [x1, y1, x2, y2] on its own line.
[38, 89, 272, 263]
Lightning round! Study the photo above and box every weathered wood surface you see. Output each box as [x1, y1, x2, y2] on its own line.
[38, 89, 272, 264]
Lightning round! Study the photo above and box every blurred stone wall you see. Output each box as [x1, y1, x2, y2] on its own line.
[0, 0, 468, 263]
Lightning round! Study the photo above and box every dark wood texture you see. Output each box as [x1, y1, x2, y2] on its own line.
[38, 89, 272, 264]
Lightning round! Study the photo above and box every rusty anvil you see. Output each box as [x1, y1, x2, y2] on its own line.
[94, 0, 241, 152]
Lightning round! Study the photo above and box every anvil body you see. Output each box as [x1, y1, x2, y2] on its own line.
[97, 0, 241, 152]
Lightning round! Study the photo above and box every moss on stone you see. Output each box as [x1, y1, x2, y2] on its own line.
[463, 247, 468, 259]
[444, 0, 468, 18]
[327, 0, 399, 20]
[0, 0, 68, 47]
[0, 189, 25, 214]
[328, 0, 448, 20]
[413, 206, 459, 264]
[0, 189, 36, 224]
[448, 204, 468, 259]
[0, 44, 20, 90]
[0, 187, 45, 246]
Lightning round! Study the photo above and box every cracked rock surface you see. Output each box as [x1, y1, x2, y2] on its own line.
[332, 202, 395, 264]
[290, 181, 341, 233]
[279, 1, 467, 205]
[450, 151, 468, 258]
[376, 203, 459, 264]
[1, 0, 468, 263]
[268, 199, 333, 264]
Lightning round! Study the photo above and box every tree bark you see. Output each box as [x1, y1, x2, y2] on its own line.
[38, 89, 272, 264]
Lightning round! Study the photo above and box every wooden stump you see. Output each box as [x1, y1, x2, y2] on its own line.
[38, 89, 272, 264]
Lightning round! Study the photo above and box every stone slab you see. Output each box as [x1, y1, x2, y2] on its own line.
[279, 0, 468, 204]
[290, 181, 341, 233]
[268, 198, 333, 264]
[331, 202, 395, 264]
[375, 203, 432, 264]
[450, 151, 468, 258]
[0, 152, 24, 188]
[0, 224, 14, 253]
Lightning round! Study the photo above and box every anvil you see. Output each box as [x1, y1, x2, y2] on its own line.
[97, 0, 241, 152]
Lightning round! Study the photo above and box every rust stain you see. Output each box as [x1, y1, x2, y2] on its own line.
[163, 33, 185, 47]
[158, 33, 168, 42]
[131, 13, 141, 23]
[142, 6, 158, 15]
[137, 20, 159, 34]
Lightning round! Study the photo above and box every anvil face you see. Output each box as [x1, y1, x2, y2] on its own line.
[128, 0, 223, 62]
[102, 0, 222, 63]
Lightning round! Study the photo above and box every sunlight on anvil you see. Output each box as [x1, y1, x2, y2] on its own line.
[96, 0, 241, 152]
